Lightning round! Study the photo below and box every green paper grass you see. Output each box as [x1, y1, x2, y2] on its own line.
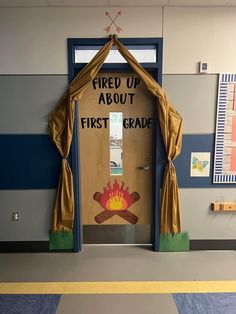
[160, 232, 189, 252]
[49, 231, 74, 250]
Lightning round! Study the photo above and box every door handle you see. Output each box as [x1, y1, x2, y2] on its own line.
[137, 157, 151, 170]
[137, 165, 150, 170]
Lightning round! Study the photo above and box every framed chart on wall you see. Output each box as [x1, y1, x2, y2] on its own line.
[214, 73, 236, 183]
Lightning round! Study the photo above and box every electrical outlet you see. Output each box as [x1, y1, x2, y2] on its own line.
[12, 212, 19, 221]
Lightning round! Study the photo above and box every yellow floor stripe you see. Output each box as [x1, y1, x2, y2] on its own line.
[1, 281, 236, 294]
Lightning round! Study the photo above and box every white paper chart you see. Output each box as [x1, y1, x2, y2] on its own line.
[214, 73, 236, 183]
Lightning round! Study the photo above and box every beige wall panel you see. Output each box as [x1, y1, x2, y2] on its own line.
[0, 74, 218, 135]
[0, 75, 67, 134]
[163, 74, 218, 134]
[0, 190, 56, 241]
[164, 7, 236, 74]
[0, 7, 162, 74]
[180, 188, 236, 239]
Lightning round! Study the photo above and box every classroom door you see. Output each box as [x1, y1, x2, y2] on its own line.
[78, 72, 154, 244]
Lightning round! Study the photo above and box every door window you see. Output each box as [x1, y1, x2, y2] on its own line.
[110, 112, 123, 176]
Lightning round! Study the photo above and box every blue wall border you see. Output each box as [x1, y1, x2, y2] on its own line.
[0, 134, 61, 190]
[175, 134, 236, 188]
[0, 134, 234, 190]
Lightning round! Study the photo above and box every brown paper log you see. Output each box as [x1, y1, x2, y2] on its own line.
[94, 210, 117, 224]
[117, 210, 138, 224]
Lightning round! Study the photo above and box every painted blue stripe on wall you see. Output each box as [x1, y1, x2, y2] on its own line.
[0, 134, 235, 190]
[174, 134, 236, 188]
[0, 135, 61, 189]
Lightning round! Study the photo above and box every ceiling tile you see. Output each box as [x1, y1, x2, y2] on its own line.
[167, 0, 229, 5]
[0, 0, 233, 7]
[109, 0, 168, 6]
[48, 0, 108, 6]
[0, 0, 48, 6]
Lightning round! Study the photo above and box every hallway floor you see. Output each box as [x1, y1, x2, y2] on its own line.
[1, 246, 236, 313]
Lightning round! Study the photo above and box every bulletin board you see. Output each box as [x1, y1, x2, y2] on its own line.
[214, 73, 236, 183]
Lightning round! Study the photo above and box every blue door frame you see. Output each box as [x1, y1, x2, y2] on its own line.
[68, 38, 165, 252]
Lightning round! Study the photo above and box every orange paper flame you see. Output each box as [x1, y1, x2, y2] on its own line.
[100, 180, 133, 211]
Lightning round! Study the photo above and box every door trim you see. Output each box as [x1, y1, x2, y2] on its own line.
[68, 38, 164, 252]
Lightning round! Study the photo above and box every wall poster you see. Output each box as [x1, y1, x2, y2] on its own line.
[214, 73, 236, 183]
[190, 152, 210, 177]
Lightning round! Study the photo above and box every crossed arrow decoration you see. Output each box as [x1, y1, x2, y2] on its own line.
[104, 11, 123, 34]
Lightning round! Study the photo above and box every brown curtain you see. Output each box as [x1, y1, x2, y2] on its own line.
[113, 37, 182, 234]
[48, 35, 182, 236]
[49, 40, 113, 232]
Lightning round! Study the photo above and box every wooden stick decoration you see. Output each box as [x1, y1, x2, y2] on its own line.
[94, 190, 139, 224]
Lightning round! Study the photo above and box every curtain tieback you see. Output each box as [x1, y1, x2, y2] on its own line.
[166, 160, 174, 169]
[166, 160, 177, 181]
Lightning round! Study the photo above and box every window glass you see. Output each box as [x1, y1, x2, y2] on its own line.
[109, 112, 123, 175]
[74, 46, 156, 63]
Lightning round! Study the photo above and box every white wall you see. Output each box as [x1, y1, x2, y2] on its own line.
[0, 7, 162, 74]
[180, 189, 236, 239]
[163, 7, 236, 74]
[1, 7, 236, 74]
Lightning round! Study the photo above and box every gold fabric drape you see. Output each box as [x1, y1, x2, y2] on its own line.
[49, 35, 182, 236]
[49, 40, 113, 232]
[112, 38, 182, 234]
